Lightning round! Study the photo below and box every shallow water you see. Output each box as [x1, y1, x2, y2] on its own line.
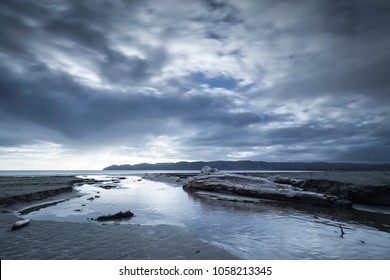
[22, 175, 390, 259]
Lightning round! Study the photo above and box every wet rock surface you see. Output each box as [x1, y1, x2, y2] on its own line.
[298, 179, 390, 206]
[183, 168, 390, 207]
[183, 173, 352, 208]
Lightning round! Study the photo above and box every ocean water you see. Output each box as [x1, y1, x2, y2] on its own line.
[0, 169, 317, 176]
[19, 174, 390, 259]
[0, 170, 195, 176]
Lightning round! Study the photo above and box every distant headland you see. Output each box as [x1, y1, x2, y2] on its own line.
[103, 160, 390, 171]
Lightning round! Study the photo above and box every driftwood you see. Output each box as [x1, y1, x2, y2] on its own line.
[12, 219, 30, 230]
[339, 224, 346, 238]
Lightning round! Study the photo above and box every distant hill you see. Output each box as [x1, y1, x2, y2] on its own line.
[103, 160, 390, 171]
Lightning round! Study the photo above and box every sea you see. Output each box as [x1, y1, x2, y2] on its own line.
[0, 169, 312, 176]
[2, 170, 390, 259]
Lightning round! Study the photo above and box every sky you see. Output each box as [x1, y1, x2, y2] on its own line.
[1, 0, 390, 170]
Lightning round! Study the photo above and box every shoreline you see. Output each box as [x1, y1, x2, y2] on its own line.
[0, 212, 236, 260]
[0, 175, 237, 260]
[144, 171, 390, 220]
[1, 171, 389, 259]
[144, 170, 390, 187]
[0, 176, 85, 206]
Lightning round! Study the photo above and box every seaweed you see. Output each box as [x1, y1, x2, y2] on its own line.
[96, 210, 134, 221]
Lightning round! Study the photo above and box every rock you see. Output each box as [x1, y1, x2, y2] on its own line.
[344, 185, 390, 206]
[183, 174, 352, 208]
[299, 180, 390, 206]
[299, 179, 350, 196]
[268, 176, 304, 187]
[200, 165, 221, 175]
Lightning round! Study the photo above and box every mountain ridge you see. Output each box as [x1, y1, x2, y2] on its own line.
[103, 160, 390, 171]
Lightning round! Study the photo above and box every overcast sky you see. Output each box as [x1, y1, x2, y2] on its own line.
[1, 0, 390, 169]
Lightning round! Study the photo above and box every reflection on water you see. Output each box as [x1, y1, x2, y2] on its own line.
[22, 175, 390, 259]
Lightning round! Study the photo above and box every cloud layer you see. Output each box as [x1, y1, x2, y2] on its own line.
[1, 0, 390, 169]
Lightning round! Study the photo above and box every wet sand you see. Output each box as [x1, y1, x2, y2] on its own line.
[0, 176, 83, 206]
[0, 176, 236, 260]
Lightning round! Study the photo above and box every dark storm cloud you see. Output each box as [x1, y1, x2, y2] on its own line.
[101, 47, 168, 85]
[0, 58, 272, 147]
[259, 54, 390, 100]
[0, 0, 390, 165]
[240, 0, 390, 90]
[0, 0, 168, 86]
[182, 119, 373, 150]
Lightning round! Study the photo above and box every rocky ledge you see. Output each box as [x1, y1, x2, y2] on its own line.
[295, 179, 390, 206]
[183, 167, 390, 208]
[183, 167, 353, 208]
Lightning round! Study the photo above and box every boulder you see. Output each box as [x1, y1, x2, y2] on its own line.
[200, 165, 221, 175]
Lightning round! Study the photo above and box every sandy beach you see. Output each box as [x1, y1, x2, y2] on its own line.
[0, 176, 236, 260]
